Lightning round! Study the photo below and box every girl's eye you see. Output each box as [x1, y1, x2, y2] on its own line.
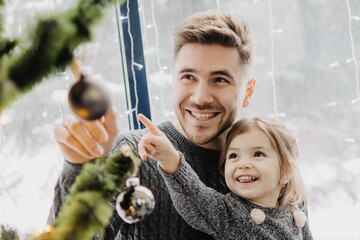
[254, 151, 265, 158]
[228, 153, 238, 159]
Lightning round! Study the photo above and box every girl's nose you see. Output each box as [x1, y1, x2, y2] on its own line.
[238, 159, 253, 169]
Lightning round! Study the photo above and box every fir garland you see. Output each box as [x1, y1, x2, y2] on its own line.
[0, 225, 19, 240]
[0, 0, 16, 58]
[36, 145, 142, 240]
[0, 0, 125, 112]
[1, 146, 141, 240]
[0, 0, 144, 239]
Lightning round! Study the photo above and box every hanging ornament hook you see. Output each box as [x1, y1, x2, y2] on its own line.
[69, 58, 82, 80]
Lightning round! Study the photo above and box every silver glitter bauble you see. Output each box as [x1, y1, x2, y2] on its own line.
[116, 177, 155, 224]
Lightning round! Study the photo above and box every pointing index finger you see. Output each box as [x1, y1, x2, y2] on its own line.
[138, 113, 161, 135]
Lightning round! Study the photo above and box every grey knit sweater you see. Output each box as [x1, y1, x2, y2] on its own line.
[159, 154, 313, 240]
[48, 121, 228, 239]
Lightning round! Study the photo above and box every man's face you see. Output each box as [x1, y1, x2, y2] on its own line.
[172, 43, 253, 148]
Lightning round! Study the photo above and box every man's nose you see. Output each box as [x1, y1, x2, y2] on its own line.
[190, 80, 214, 105]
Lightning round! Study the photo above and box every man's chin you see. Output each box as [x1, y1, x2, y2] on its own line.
[185, 121, 233, 148]
[175, 115, 230, 147]
[185, 131, 218, 146]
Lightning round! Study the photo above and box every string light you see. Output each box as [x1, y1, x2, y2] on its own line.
[34, 224, 52, 236]
[149, 0, 170, 120]
[150, 0, 160, 74]
[345, 138, 355, 143]
[216, 0, 220, 12]
[345, 0, 360, 104]
[133, 62, 144, 70]
[267, 0, 284, 119]
[125, 0, 140, 128]
[138, 0, 149, 54]
[329, 62, 339, 68]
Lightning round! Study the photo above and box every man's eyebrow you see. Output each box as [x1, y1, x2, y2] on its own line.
[178, 67, 198, 74]
[211, 70, 234, 80]
[178, 68, 235, 80]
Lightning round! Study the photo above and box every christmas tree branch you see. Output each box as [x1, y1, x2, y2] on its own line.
[0, 225, 19, 240]
[0, 0, 125, 112]
[35, 145, 142, 240]
[0, 0, 6, 35]
[0, 1, 17, 61]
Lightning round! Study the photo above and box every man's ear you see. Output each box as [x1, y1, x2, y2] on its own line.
[242, 78, 256, 108]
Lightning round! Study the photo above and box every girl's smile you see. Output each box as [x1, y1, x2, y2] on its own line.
[224, 127, 283, 208]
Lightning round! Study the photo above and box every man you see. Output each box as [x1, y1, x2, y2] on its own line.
[49, 11, 256, 239]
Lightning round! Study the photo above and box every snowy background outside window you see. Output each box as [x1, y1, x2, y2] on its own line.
[0, 0, 359, 239]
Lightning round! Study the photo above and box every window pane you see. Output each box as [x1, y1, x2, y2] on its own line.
[139, 1, 360, 239]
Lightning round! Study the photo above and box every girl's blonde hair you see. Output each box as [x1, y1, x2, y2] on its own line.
[219, 117, 306, 210]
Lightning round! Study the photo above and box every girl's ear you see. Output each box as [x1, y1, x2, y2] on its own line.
[280, 162, 295, 185]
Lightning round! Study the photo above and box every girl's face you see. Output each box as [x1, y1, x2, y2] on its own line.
[224, 127, 283, 208]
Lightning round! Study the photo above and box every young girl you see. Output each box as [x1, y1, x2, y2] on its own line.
[138, 114, 313, 239]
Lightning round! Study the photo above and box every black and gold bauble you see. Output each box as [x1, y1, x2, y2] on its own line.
[68, 73, 110, 120]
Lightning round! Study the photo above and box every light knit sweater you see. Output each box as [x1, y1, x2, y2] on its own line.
[158, 153, 313, 240]
[48, 121, 228, 239]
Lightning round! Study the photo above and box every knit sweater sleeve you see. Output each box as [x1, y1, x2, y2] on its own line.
[158, 153, 229, 238]
[46, 129, 141, 225]
[47, 160, 83, 223]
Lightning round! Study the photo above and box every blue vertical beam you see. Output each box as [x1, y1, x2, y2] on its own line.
[118, 0, 151, 129]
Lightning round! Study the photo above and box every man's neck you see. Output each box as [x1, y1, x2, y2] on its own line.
[172, 121, 228, 151]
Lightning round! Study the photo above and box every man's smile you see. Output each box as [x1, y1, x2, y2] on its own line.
[188, 110, 219, 120]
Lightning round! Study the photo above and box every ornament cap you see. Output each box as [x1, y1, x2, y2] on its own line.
[126, 177, 140, 187]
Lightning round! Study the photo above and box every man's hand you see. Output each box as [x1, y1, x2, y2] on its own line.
[53, 106, 119, 164]
[138, 114, 180, 174]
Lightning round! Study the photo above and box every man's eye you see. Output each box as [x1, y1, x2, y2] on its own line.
[182, 74, 194, 80]
[228, 153, 238, 159]
[214, 77, 229, 83]
[254, 151, 265, 158]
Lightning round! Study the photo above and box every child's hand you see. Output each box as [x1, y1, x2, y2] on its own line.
[138, 114, 180, 173]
